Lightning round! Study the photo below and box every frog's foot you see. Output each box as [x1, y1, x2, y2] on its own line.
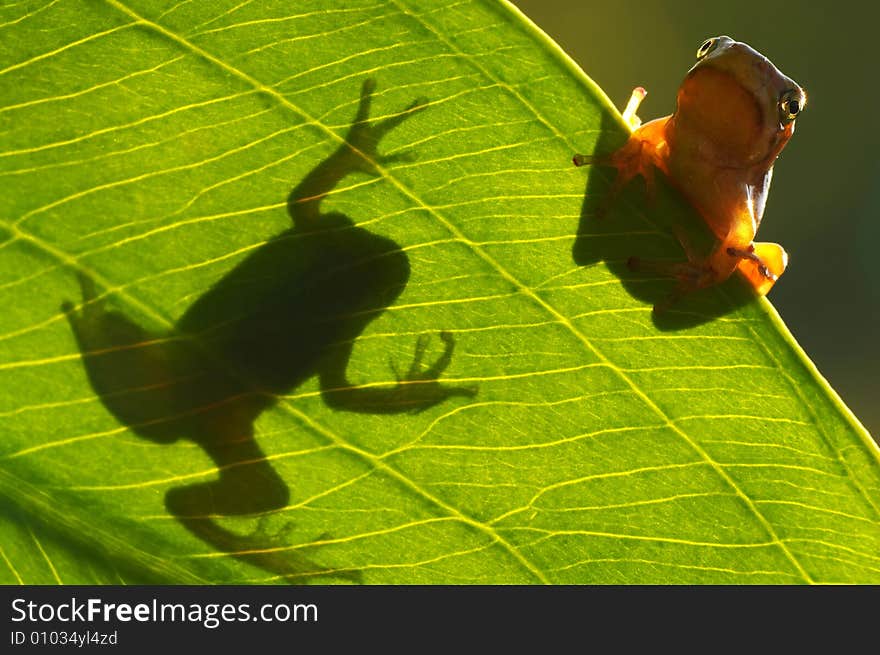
[253, 514, 296, 545]
[621, 86, 648, 129]
[175, 511, 362, 584]
[627, 256, 717, 313]
[627, 257, 713, 284]
[390, 331, 477, 412]
[728, 243, 788, 296]
[251, 519, 338, 552]
[397, 331, 454, 382]
[250, 518, 362, 584]
[347, 79, 427, 175]
[727, 245, 774, 279]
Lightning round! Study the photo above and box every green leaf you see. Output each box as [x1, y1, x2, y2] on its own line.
[1, 0, 878, 584]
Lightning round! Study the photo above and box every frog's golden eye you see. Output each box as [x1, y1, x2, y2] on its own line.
[779, 90, 804, 122]
[696, 38, 718, 59]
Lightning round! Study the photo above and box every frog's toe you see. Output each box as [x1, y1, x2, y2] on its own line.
[253, 514, 297, 545]
[622, 86, 648, 129]
[572, 152, 614, 167]
[354, 78, 376, 123]
[734, 242, 788, 296]
[371, 99, 427, 140]
[375, 149, 416, 168]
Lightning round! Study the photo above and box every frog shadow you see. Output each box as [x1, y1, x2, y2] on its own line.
[572, 112, 753, 330]
[62, 80, 475, 584]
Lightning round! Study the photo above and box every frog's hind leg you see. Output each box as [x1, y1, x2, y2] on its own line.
[730, 242, 788, 296]
[627, 252, 716, 314]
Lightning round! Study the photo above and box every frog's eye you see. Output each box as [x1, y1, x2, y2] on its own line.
[779, 90, 804, 122]
[696, 38, 718, 59]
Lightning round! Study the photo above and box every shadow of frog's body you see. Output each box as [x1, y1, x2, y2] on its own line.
[63, 81, 475, 583]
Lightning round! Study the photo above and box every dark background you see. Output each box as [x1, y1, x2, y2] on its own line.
[513, 0, 879, 437]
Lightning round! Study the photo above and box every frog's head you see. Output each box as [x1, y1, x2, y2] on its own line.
[674, 35, 806, 167]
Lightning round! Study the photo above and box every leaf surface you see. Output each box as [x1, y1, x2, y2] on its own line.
[1, 0, 878, 584]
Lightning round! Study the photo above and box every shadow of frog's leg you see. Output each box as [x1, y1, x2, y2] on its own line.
[173, 510, 363, 584]
[165, 411, 289, 519]
[62, 272, 192, 443]
[287, 79, 426, 228]
[627, 256, 717, 313]
[319, 332, 476, 414]
[166, 413, 361, 583]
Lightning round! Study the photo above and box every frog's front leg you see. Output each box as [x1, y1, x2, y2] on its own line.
[574, 140, 658, 218]
[345, 78, 427, 174]
[573, 88, 667, 217]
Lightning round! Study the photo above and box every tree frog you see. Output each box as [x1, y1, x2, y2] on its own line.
[574, 36, 806, 308]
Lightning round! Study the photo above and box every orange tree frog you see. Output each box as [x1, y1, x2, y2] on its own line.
[574, 36, 806, 308]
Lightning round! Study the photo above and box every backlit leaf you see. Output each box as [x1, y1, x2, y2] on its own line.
[1, 0, 878, 584]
